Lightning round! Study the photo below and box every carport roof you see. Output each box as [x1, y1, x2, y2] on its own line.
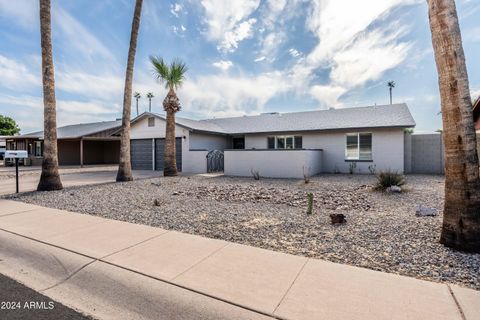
[15, 120, 121, 139]
[140, 103, 415, 134]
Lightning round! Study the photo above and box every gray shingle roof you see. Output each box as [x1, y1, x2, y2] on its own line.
[18, 120, 121, 139]
[152, 103, 414, 134]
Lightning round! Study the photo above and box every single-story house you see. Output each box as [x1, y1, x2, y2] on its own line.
[128, 103, 416, 178]
[474, 97, 480, 131]
[5, 120, 121, 166]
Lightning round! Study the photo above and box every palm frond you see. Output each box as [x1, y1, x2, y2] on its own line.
[150, 56, 170, 86]
[150, 56, 187, 90]
[134, 92, 141, 98]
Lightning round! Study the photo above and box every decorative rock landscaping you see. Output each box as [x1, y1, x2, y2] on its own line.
[5, 174, 479, 290]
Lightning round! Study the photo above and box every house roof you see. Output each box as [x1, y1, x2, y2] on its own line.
[16, 120, 121, 139]
[139, 103, 415, 134]
[473, 97, 480, 123]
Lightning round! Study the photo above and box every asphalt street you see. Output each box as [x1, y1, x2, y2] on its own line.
[0, 273, 94, 320]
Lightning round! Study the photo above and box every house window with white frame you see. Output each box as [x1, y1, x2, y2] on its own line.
[267, 136, 303, 149]
[345, 133, 372, 160]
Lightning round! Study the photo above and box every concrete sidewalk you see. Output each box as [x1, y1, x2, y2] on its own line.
[0, 200, 478, 320]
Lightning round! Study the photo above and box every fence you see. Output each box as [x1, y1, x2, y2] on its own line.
[404, 134, 444, 174]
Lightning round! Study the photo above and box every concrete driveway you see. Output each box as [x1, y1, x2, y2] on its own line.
[0, 167, 162, 195]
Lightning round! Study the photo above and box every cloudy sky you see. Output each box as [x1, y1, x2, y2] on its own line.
[0, 0, 479, 134]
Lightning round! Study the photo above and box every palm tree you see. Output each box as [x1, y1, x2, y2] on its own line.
[37, 0, 62, 191]
[134, 92, 141, 116]
[387, 81, 395, 105]
[116, 0, 143, 182]
[147, 92, 154, 112]
[428, 0, 480, 252]
[150, 57, 187, 176]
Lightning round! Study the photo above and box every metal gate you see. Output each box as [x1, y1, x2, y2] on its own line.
[207, 150, 224, 172]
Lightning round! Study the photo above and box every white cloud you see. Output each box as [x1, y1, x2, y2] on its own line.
[302, 0, 418, 107]
[288, 48, 301, 57]
[309, 85, 346, 108]
[254, 56, 266, 62]
[200, 0, 260, 52]
[53, 7, 115, 62]
[0, 55, 41, 90]
[0, 0, 37, 28]
[173, 24, 187, 35]
[56, 70, 124, 101]
[170, 3, 183, 17]
[179, 71, 291, 117]
[259, 32, 286, 61]
[212, 60, 233, 71]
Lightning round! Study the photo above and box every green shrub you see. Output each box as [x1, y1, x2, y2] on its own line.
[374, 171, 406, 191]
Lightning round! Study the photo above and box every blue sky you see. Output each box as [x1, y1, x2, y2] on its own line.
[0, 0, 479, 134]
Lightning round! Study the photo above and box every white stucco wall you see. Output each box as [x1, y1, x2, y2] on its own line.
[183, 150, 208, 174]
[189, 132, 229, 151]
[244, 128, 405, 173]
[224, 150, 323, 178]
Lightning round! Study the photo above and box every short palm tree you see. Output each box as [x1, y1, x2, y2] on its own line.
[134, 92, 141, 116]
[387, 81, 395, 104]
[147, 92, 154, 112]
[150, 56, 187, 176]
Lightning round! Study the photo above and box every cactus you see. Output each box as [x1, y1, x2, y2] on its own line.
[306, 192, 314, 215]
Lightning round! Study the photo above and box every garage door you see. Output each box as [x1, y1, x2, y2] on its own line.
[155, 138, 182, 171]
[130, 139, 153, 170]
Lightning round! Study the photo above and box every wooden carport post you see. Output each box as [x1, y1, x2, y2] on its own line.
[80, 138, 84, 168]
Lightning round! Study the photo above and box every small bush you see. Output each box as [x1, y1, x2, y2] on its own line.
[251, 169, 260, 180]
[349, 162, 357, 174]
[374, 171, 406, 191]
[303, 166, 311, 184]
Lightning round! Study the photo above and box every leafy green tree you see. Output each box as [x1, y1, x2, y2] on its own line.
[0, 115, 20, 136]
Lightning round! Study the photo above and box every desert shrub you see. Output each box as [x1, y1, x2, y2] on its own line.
[349, 162, 357, 174]
[374, 171, 406, 191]
[251, 169, 260, 180]
[303, 166, 311, 184]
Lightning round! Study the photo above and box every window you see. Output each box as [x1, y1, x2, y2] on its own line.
[148, 117, 155, 127]
[345, 133, 372, 160]
[34, 141, 43, 157]
[268, 136, 303, 149]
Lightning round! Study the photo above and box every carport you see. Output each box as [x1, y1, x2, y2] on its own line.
[6, 120, 121, 167]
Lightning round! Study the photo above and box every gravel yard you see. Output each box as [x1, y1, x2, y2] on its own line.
[5, 174, 479, 290]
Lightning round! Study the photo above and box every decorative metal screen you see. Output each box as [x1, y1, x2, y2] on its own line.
[207, 150, 224, 172]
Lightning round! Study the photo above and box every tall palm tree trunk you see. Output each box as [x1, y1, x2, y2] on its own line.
[117, 0, 143, 182]
[428, 0, 480, 252]
[164, 110, 178, 176]
[149, 99, 152, 112]
[389, 88, 392, 104]
[37, 0, 62, 191]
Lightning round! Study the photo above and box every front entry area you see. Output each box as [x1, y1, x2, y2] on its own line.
[131, 138, 182, 171]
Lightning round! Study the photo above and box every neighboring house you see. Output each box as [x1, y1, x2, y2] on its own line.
[474, 97, 480, 131]
[128, 103, 415, 177]
[5, 120, 121, 166]
[0, 136, 6, 160]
